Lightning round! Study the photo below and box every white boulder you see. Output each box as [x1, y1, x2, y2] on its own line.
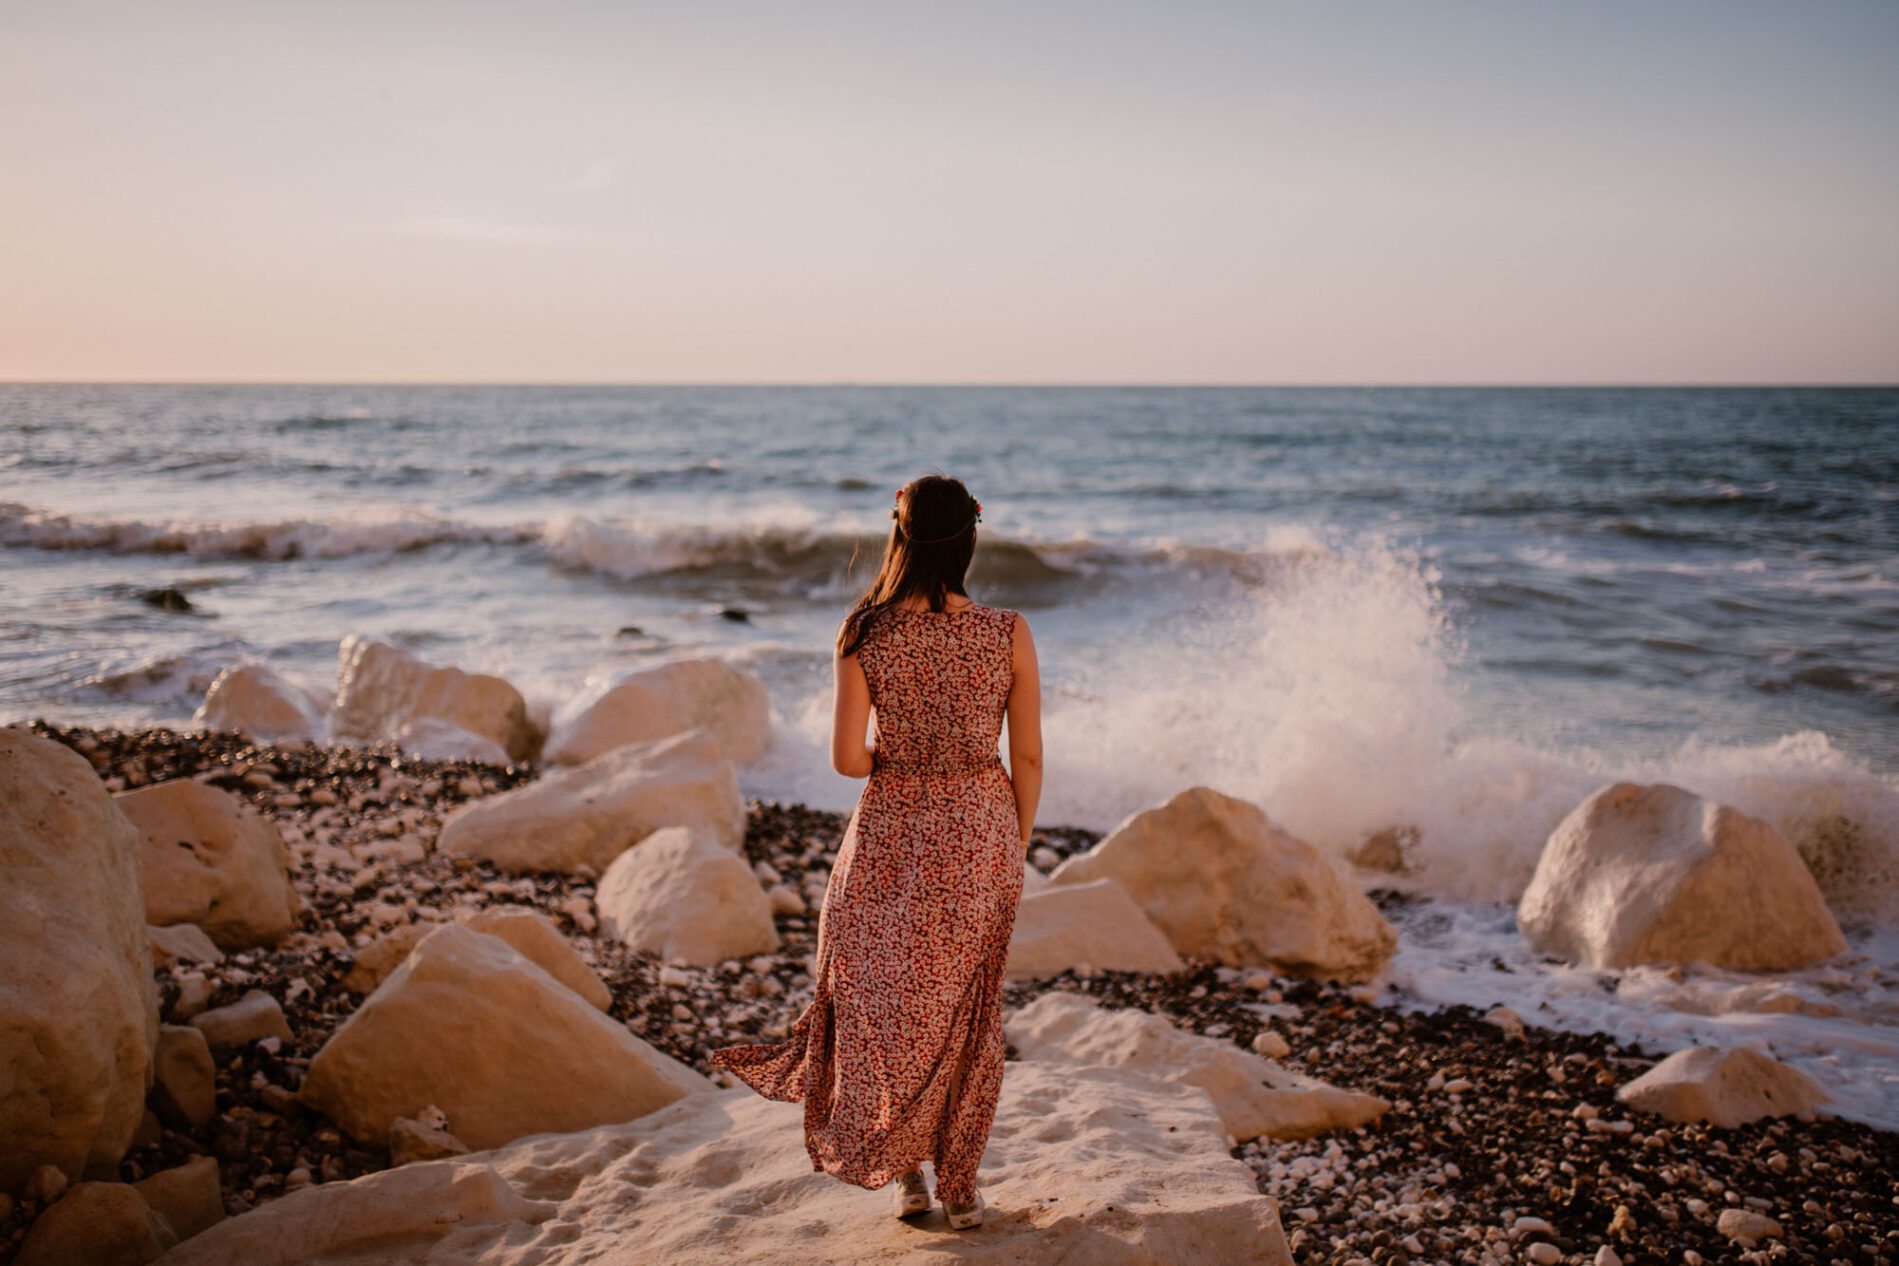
[330, 636, 536, 763]
[1517, 783, 1847, 970]
[1, 728, 158, 1196]
[1050, 787, 1397, 981]
[1006, 992, 1388, 1141]
[437, 729, 743, 873]
[298, 925, 710, 1151]
[1615, 1046, 1827, 1129]
[193, 662, 327, 741]
[344, 907, 612, 1010]
[545, 658, 771, 767]
[159, 1062, 1292, 1265]
[596, 827, 780, 966]
[1005, 878, 1184, 980]
[115, 779, 298, 950]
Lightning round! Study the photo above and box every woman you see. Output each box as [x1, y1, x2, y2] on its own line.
[711, 474, 1042, 1231]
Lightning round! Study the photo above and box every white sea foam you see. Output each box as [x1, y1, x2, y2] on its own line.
[0, 503, 527, 560]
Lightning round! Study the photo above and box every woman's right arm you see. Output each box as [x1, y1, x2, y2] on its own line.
[830, 650, 875, 778]
[1005, 612, 1042, 853]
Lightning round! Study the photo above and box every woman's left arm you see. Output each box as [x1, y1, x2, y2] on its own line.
[831, 651, 875, 778]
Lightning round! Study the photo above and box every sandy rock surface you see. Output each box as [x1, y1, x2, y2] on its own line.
[1005, 877, 1184, 980]
[193, 663, 327, 743]
[330, 637, 536, 763]
[1517, 782, 1847, 971]
[595, 826, 781, 966]
[1616, 1045, 1827, 1129]
[0, 728, 158, 1196]
[1007, 992, 1387, 1141]
[438, 728, 744, 872]
[116, 779, 298, 950]
[1051, 786, 1397, 981]
[158, 1062, 1292, 1266]
[545, 657, 772, 767]
[298, 924, 712, 1150]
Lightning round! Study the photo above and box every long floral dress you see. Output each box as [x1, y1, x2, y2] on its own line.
[711, 602, 1025, 1206]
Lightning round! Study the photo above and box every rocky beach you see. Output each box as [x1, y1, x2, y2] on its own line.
[5, 702, 1895, 1265]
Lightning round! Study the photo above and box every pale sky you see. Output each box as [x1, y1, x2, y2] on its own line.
[2, 0, 1895, 384]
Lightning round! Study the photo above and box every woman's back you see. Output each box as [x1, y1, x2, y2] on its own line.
[858, 604, 1016, 774]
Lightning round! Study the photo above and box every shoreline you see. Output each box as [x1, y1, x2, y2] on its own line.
[6, 722, 1897, 1265]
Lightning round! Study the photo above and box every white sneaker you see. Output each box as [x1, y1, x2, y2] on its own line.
[892, 1171, 930, 1218]
[943, 1189, 984, 1230]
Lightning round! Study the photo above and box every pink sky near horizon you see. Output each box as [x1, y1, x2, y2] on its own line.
[2, 1, 1896, 385]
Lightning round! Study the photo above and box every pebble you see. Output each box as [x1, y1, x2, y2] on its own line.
[1526, 1243, 1561, 1265]
[1715, 1209, 1782, 1242]
[1251, 1030, 1291, 1059]
[1594, 1247, 1623, 1266]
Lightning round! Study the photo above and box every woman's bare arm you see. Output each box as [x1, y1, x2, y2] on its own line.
[831, 651, 875, 778]
[1005, 612, 1042, 852]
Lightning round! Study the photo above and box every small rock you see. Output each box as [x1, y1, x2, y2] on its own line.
[767, 885, 806, 916]
[15, 1182, 177, 1265]
[1513, 1216, 1555, 1236]
[1251, 1030, 1291, 1059]
[1527, 1243, 1562, 1265]
[152, 1024, 218, 1128]
[133, 1154, 225, 1242]
[1594, 1246, 1624, 1266]
[1483, 1006, 1525, 1038]
[1442, 1078, 1473, 1095]
[1716, 1209, 1781, 1242]
[190, 990, 294, 1047]
[390, 1114, 471, 1166]
[26, 1164, 68, 1203]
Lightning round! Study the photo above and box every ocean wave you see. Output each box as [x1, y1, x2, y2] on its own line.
[539, 513, 1333, 603]
[0, 503, 531, 560]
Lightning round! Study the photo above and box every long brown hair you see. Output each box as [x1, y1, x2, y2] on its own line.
[837, 474, 982, 657]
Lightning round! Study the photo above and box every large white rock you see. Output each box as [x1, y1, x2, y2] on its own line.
[1005, 879, 1185, 980]
[158, 1062, 1292, 1265]
[545, 658, 772, 767]
[1006, 992, 1388, 1141]
[437, 729, 744, 873]
[595, 827, 780, 966]
[1615, 1046, 1827, 1129]
[344, 907, 613, 1010]
[298, 924, 709, 1151]
[193, 662, 327, 742]
[330, 636, 536, 763]
[0, 728, 158, 1196]
[1517, 783, 1847, 971]
[1050, 787, 1397, 981]
[115, 779, 298, 950]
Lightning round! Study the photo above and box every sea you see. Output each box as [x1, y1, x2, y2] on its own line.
[4, 383, 1897, 1127]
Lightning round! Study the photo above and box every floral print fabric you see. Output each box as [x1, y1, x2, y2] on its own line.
[711, 603, 1024, 1205]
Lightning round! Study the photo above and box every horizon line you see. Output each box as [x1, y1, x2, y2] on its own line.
[2, 378, 1896, 390]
